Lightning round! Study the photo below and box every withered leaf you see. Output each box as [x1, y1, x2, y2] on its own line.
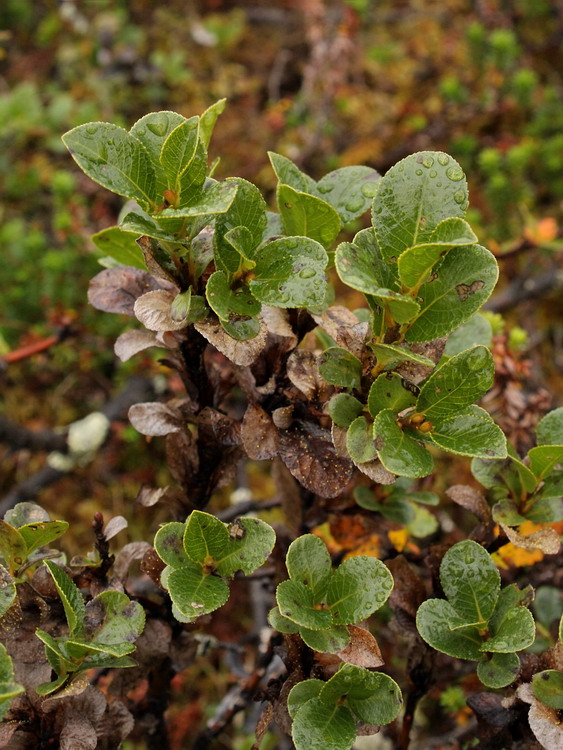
[134, 290, 188, 331]
[114, 330, 159, 362]
[337, 625, 384, 668]
[467, 691, 519, 729]
[88, 267, 172, 315]
[128, 401, 183, 436]
[501, 524, 561, 555]
[252, 702, 274, 750]
[166, 430, 199, 487]
[287, 350, 327, 400]
[103, 515, 128, 541]
[279, 422, 353, 498]
[195, 318, 268, 366]
[386, 555, 427, 620]
[312, 306, 368, 357]
[355, 458, 396, 485]
[59, 715, 97, 750]
[241, 404, 279, 460]
[518, 683, 563, 750]
[331, 424, 349, 458]
[396, 338, 447, 384]
[446, 484, 492, 524]
[113, 542, 152, 581]
[198, 407, 241, 446]
[260, 306, 298, 349]
[136, 485, 176, 508]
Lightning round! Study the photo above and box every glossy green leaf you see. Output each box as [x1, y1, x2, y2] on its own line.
[277, 184, 341, 248]
[327, 556, 393, 625]
[220, 316, 261, 341]
[154, 522, 190, 568]
[346, 417, 377, 464]
[287, 679, 324, 719]
[416, 599, 483, 659]
[335, 229, 398, 295]
[205, 270, 260, 322]
[370, 343, 434, 369]
[62, 123, 157, 209]
[536, 407, 563, 446]
[429, 413, 507, 459]
[268, 606, 300, 634]
[65, 638, 134, 660]
[34, 630, 76, 674]
[416, 346, 494, 421]
[167, 561, 229, 620]
[268, 152, 317, 194]
[372, 151, 468, 262]
[35, 675, 69, 696]
[440, 540, 500, 625]
[250, 236, 328, 309]
[482, 607, 535, 653]
[370, 289, 420, 324]
[0, 521, 27, 573]
[404, 244, 499, 342]
[300, 625, 351, 654]
[276, 579, 333, 630]
[373, 409, 434, 478]
[489, 584, 534, 633]
[368, 372, 418, 417]
[91, 227, 147, 268]
[532, 670, 563, 710]
[214, 178, 267, 273]
[320, 664, 402, 725]
[317, 166, 380, 223]
[159, 117, 207, 203]
[292, 697, 356, 750]
[120, 212, 180, 241]
[318, 347, 362, 388]
[326, 393, 364, 428]
[44, 560, 85, 637]
[85, 590, 145, 646]
[199, 98, 226, 148]
[398, 217, 478, 289]
[285, 534, 332, 601]
[159, 181, 238, 219]
[18, 520, 69, 557]
[529, 445, 563, 481]
[444, 313, 493, 356]
[477, 652, 520, 688]
[130, 110, 187, 198]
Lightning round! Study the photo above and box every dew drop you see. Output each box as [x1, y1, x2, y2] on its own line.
[135, 126, 146, 137]
[317, 183, 334, 195]
[361, 182, 378, 198]
[147, 116, 170, 137]
[299, 267, 316, 279]
[446, 166, 464, 182]
[398, 165, 404, 172]
[429, 169, 437, 178]
[422, 155, 434, 168]
[437, 153, 450, 166]
[86, 124, 98, 135]
[415, 168, 423, 176]
[454, 189, 466, 204]
[346, 198, 364, 212]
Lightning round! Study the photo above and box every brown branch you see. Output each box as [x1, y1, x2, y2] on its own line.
[0, 416, 68, 453]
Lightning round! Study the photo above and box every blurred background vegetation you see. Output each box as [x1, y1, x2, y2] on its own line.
[1, 2, 562, 747]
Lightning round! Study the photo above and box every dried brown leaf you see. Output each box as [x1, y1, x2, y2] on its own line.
[355, 458, 396, 485]
[113, 542, 152, 581]
[241, 404, 279, 460]
[312, 306, 368, 357]
[134, 290, 187, 331]
[279, 422, 353, 498]
[260, 306, 298, 348]
[166, 429, 199, 487]
[195, 318, 268, 366]
[114, 330, 160, 361]
[386, 555, 427, 619]
[287, 350, 327, 400]
[467, 691, 519, 729]
[331, 424, 349, 458]
[88, 267, 172, 315]
[59, 715, 97, 750]
[446, 484, 492, 524]
[337, 625, 383, 668]
[128, 402, 183, 436]
[396, 338, 447, 384]
[518, 683, 563, 749]
[103, 515, 128, 541]
[501, 524, 561, 555]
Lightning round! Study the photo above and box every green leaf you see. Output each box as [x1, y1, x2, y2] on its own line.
[372, 151, 468, 262]
[292, 697, 356, 750]
[154, 522, 190, 568]
[205, 271, 260, 322]
[0, 521, 27, 573]
[159, 181, 239, 220]
[34, 630, 76, 674]
[300, 625, 351, 654]
[159, 117, 207, 203]
[167, 561, 229, 620]
[130, 111, 187, 198]
[405, 245, 499, 342]
[397, 217, 478, 289]
[370, 343, 434, 369]
[0, 645, 15, 684]
[277, 184, 341, 248]
[268, 606, 300, 634]
[533, 586, 563, 627]
[44, 560, 85, 637]
[326, 394, 364, 428]
[120, 212, 180, 241]
[91, 227, 147, 269]
[268, 152, 317, 194]
[18, 520, 69, 557]
[370, 289, 420, 324]
[440, 540, 500, 625]
[444, 313, 493, 356]
[407, 504, 439, 537]
[214, 178, 268, 273]
[489, 583, 534, 633]
[199, 98, 226, 149]
[532, 670, 563, 710]
[65, 638, 134, 660]
[346, 417, 377, 464]
[327, 556, 393, 625]
[367, 372, 418, 418]
[482, 607, 535, 653]
[4, 502, 50, 527]
[285, 534, 332, 601]
[220, 316, 262, 341]
[416, 346, 494, 421]
[316, 166, 380, 223]
[85, 590, 145, 646]
[250, 236, 328, 309]
[373, 409, 434, 478]
[35, 675, 69, 696]
[62, 123, 157, 209]
[536, 407, 563, 446]
[320, 664, 403, 725]
[288, 679, 324, 719]
[335, 229, 398, 295]
[170, 287, 208, 324]
[318, 347, 362, 389]
[429, 413, 507, 459]
[416, 599, 483, 659]
[277, 579, 333, 630]
[353, 488, 415, 523]
[529, 445, 563, 481]
[477, 652, 520, 688]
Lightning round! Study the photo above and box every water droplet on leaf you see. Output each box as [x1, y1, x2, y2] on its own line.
[446, 166, 464, 182]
